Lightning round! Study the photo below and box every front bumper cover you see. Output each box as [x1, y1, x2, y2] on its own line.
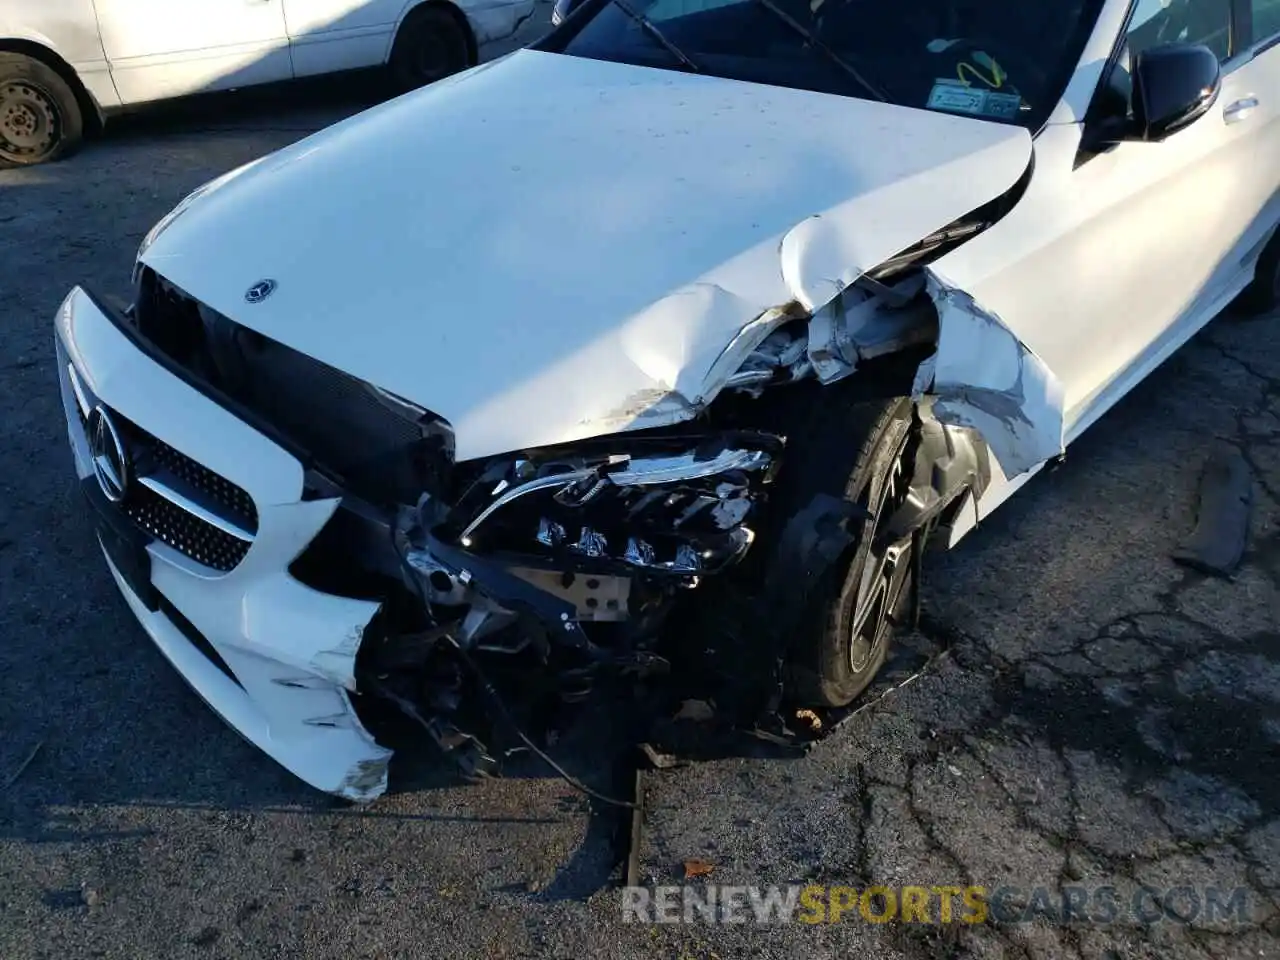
[56, 286, 392, 801]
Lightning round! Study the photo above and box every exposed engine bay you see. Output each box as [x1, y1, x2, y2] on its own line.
[125, 253, 1052, 791]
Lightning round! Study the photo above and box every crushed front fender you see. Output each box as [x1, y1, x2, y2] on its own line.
[912, 271, 1065, 478]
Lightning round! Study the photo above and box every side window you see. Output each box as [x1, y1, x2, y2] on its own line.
[1253, 0, 1280, 42]
[1126, 0, 1233, 61]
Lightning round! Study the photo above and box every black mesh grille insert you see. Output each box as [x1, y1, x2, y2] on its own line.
[123, 484, 251, 572]
[147, 434, 257, 527]
[75, 399, 255, 573]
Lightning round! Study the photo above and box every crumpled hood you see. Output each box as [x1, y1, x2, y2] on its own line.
[142, 48, 1033, 462]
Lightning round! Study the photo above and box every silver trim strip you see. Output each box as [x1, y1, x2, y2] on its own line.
[67, 363, 91, 418]
[138, 475, 255, 542]
[608, 448, 771, 486]
[459, 468, 595, 545]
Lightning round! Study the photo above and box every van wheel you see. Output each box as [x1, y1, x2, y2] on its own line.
[0, 53, 84, 167]
[1236, 230, 1280, 316]
[388, 5, 473, 93]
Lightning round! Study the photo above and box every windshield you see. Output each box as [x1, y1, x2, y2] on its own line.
[541, 0, 1107, 129]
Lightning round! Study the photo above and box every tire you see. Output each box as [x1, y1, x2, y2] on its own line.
[388, 5, 473, 94]
[0, 53, 84, 167]
[1236, 229, 1280, 316]
[761, 394, 920, 708]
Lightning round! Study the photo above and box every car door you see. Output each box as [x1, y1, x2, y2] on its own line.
[935, 0, 1264, 443]
[283, 0, 405, 77]
[1237, 0, 1280, 256]
[95, 0, 292, 105]
[1049, 0, 1265, 433]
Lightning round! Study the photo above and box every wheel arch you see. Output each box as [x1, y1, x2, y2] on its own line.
[391, 1, 479, 67]
[0, 37, 103, 133]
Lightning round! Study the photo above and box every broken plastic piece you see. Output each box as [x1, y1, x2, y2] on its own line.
[883, 407, 989, 542]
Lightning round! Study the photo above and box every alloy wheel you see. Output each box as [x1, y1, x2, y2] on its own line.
[848, 437, 914, 672]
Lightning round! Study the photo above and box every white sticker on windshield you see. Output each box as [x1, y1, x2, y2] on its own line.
[927, 80, 1022, 121]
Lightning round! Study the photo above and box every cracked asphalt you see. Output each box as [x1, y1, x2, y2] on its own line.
[1, 11, 1277, 958]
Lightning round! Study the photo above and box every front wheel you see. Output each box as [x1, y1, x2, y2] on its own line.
[782, 397, 919, 707]
[388, 5, 473, 94]
[0, 54, 84, 167]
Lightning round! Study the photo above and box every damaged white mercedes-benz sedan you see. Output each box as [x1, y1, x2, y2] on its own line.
[55, 0, 1280, 799]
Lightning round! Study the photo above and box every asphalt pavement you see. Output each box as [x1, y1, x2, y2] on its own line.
[1, 12, 1277, 958]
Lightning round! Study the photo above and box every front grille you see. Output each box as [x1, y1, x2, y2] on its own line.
[133, 268, 452, 508]
[123, 482, 251, 572]
[148, 434, 256, 526]
[72, 391, 256, 573]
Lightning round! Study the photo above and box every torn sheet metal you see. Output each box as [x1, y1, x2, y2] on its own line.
[804, 273, 937, 384]
[780, 214, 868, 311]
[584, 285, 795, 434]
[622, 268, 1065, 485]
[912, 272, 1065, 478]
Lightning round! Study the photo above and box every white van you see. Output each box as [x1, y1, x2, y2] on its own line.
[0, 0, 536, 166]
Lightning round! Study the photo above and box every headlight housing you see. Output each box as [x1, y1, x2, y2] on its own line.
[448, 435, 782, 576]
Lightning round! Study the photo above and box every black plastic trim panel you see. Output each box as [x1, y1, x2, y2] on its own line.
[79, 286, 322, 480]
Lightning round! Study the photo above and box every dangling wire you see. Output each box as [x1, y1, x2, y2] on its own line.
[389, 518, 636, 809]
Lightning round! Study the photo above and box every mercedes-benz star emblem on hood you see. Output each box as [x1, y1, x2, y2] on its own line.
[244, 279, 277, 304]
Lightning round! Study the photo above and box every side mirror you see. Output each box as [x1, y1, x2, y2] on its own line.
[1129, 42, 1221, 141]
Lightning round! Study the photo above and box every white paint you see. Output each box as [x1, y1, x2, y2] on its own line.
[913, 273, 1065, 478]
[56, 288, 391, 801]
[930, 19, 1280, 532]
[463, 0, 541, 44]
[0, 0, 120, 108]
[934, 112, 1275, 435]
[92, 0, 294, 103]
[3, 0, 535, 108]
[140, 49, 1034, 462]
[1045, 0, 1134, 126]
[0, 0, 107, 65]
[285, 0, 406, 78]
[288, 0, 535, 77]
